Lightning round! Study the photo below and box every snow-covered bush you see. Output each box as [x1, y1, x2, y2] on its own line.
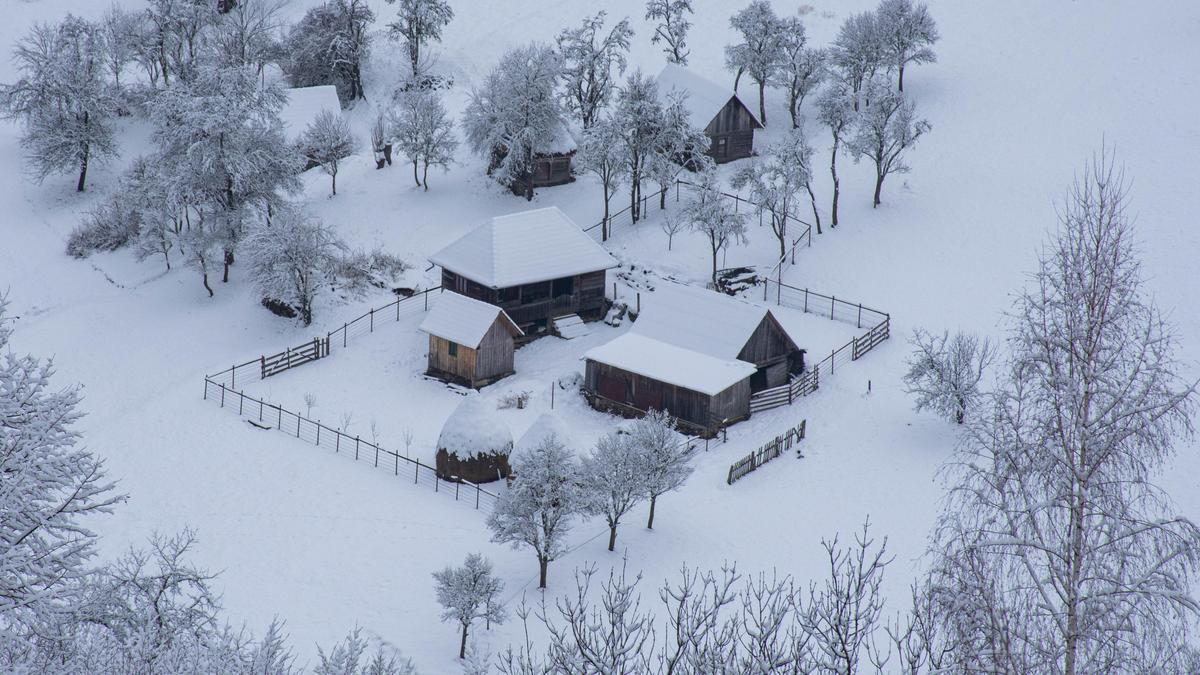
[432, 553, 506, 659]
[66, 196, 142, 258]
[301, 109, 357, 197]
[315, 627, 417, 675]
[436, 396, 514, 484]
[330, 247, 409, 297]
[283, 0, 374, 102]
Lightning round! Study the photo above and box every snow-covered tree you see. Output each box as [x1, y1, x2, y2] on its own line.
[581, 432, 647, 552]
[144, 0, 216, 86]
[611, 71, 663, 223]
[2, 16, 119, 192]
[627, 409, 691, 529]
[645, 0, 693, 65]
[724, 1, 784, 125]
[556, 12, 633, 130]
[302, 109, 357, 197]
[687, 168, 748, 284]
[100, 4, 139, 92]
[245, 209, 344, 325]
[846, 79, 931, 207]
[0, 295, 122, 656]
[902, 328, 994, 425]
[575, 115, 627, 239]
[487, 436, 580, 588]
[284, 0, 374, 102]
[463, 43, 565, 201]
[816, 80, 855, 228]
[648, 93, 711, 210]
[731, 129, 816, 260]
[433, 553, 507, 659]
[830, 10, 886, 98]
[877, 0, 938, 92]
[211, 0, 286, 74]
[384, 0, 454, 81]
[389, 89, 458, 191]
[661, 214, 684, 251]
[929, 151, 1200, 674]
[775, 34, 826, 130]
[315, 627, 418, 675]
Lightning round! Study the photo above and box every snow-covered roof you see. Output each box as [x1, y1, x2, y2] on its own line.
[655, 64, 761, 130]
[419, 292, 522, 348]
[537, 123, 577, 155]
[584, 333, 756, 397]
[515, 413, 571, 456]
[279, 86, 342, 143]
[437, 396, 513, 459]
[429, 207, 618, 288]
[632, 283, 794, 360]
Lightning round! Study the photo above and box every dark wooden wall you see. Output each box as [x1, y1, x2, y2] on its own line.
[442, 269, 608, 335]
[584, 360, 750, 432]
[426, 319, 515, 389]
[704, 98, 757, 163]
[738, 314, 802, 390]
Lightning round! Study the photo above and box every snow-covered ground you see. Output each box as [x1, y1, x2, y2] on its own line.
[3, 0, 1199, 670]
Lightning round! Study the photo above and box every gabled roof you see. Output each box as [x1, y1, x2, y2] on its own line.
[584, 333, 756, 396]
[419, 292, 522, 348]
[631, 283, 797, 361]
[429, 207, 618, 288]
[280, 86, 342, 143]
[655, 64, 762, 130]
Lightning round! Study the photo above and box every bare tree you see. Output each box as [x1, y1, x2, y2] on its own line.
[660, 214, 684, 251]
[816, 81, 855, 228]
[645, 0, 693, 65]
[902, 328, 994, 424]
[433, 553, 507, 659]
[687, 168, 748, 284]
[846, 79, 931, 207]
[576, 115, 627, 240]
[731, 129, 814, 261]
[390, 89, 458, 190]
[830, 10, 886, 98]
[302, 109, 357, 197]
[775, 25, 826, 130]
[245, 209, 345, 325]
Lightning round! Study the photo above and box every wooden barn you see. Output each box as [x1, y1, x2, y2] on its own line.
[583, 333, 756, 436]
[487, 125, 577, 195]
[656, 64, 762, 163]
[418, 292, 523, 389]
[429, 207, 618, 339]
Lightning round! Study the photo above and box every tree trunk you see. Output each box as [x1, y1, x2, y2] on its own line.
[757, 80, 767, 126]
[873, 169, 884, 208]
[733, 67, 744, 92]
[423, 162, 430, 191]
[711, 241, 720, 285]
[201, 271, 213, 297]
[331, 171, 337, 197]
[222, 249, 234, 283]
[647, 494, 657, 529]
[459, 623, 468, 659]
[413, 160, 421, 187]
[538, 557, 549, 589]
[660, 184, 667, 210]
[524, 149, 534, 201]
[608, 524, 617, 552]
[601, 186, 610, 241]
[898, 64, 905, 92]
[789, 91, 799, 129]
[830, 137, 841, 228]
[76, 114, 90, 192]
[806, 183, 822, 234]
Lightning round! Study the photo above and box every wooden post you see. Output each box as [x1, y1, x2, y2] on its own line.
[395, 452, 399, 476]
[259, 398, 263, 421]
[296, 415, 300, 438]
[414, 463, 419, 484]
[336, 432, 340, 453]
[613, 282, 618, 302]
[238, 391, 243, 415]
[455, 481, 460, 500]
[397, 298, 400, 321]
[831, 348, 835, 374]
[278, 406, 282, 428]
[424, 292, 428, 311]
[636, 292, 640, 314]
[260, 355, 265, 379]
[804, 288, 809, 313]
[369, 308, 374, 332]
[857, 304, 862, 329]
[475, 486, 480, 509]
[831, 295, 836, 320]
[343, 324, 347, 348]
[220, 383, 225, 407]
[316, 423, 320, 445]
[355, 436, 360, 460]
[374, 445, 379, 467]
[231, 365, 236, 389]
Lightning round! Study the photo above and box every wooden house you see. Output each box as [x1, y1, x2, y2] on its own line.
[487, 125, 577, 195]
[419, 292, 523, 389]
[583, 333, 756, 436]
[429, 207, 618, 338]
[280, 85, 343, 169]
[656, 64, 762, 163]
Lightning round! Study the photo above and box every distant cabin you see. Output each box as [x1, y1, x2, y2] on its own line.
[487, 125, 577, 195]
[656, 64, 762, 164]
[419, 293, 523, 389]
[429, 207, 618, 338]
[279, 85, 343, 168]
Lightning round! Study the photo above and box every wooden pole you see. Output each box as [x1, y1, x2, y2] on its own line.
[220, 383, 225, 407]
[370, 308, 374, 332]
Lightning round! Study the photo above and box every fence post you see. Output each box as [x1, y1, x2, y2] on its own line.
[455, 481, 460, 501]
[369, 308, 374, 332]
[424, 292, 428, 311]
[375, 445, 379, 467]
[259, 398, 263, 421]
[395, 453, 399, 476]
[857, 304, 862, 329]
[804, 288, 809, 313]
[831, 348, 835, 374]
[220, 383, 225, 407]
[414, 463, 419, 484]
[355, 436, 360, 460]
[231, 365, 236, 389]
[475, 485, 480, 509]
[260, 355, 265, 378]
[343, 323, 347, 348]
[336, 432, 340, 453]
[397, 298, 400, 321]
[316, 423, 320, 445]
[831, 295, 836, 320]
[238, 391, 243, 415]
[278, 406, 282, 428]
[296, 415, 301, 438]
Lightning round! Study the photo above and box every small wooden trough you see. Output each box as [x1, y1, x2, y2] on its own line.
[419, 293, 523, 389]
[435, 397, 513, 484]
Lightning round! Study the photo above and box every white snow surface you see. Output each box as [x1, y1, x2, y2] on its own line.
[514, 412, 573, 455]
[583, 332, 757, 396]
[631, 281, 796, 360]
[437, 396, 513, 459]
[418, 291, 521, 348]
[278, 85, 342, 143]
[656, 63, 761, 129]
[428, 206, 617, 288]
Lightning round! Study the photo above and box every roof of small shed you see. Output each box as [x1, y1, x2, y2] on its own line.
[655, 64, 762, 129]
[279, 85, 342, 143]
[419, 292, 522, 348]
[632, 283, 797, 360]
[583, 332, 756, 397]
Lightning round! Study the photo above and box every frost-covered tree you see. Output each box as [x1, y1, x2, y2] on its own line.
[647, 93, 711, 210]
[302, 109, 357, 197]
[902, 328, 994, 425]
[725, 1, 784, 126]
[487, 436, 580, 588]
[928, 151, 1200, 674]
[2, 16, 119, 192]
[284, 0, 374, 102]
[0, 295, 122, 656]
[846, 79, 931, 207]
[830, 10, 886, 98]
[575, 115, 627, 239]
[645, 0, 693, 65]
[556, 12, 633, 130]
[433, 553, 507, 659]
[687, 168, 748, 284]
[389, 90, 458, 191]
[627, 409, 691, 529]
[877, 0, 938, 92]
[775, 33, 826, 129]
[581, 433, 646, 552]
[245, 209, 344, 325]
[464, 43, 565, 201]
[100, 4, 139, 91]
[315, 627, 418, 675]
[611, 71, 663, 223]
[731, 129, 815, 260]
[384, 0, 454, 81]
[211, 0, 286, 75]
[144, 0, 217, 86]
[816, 80, 855, 228]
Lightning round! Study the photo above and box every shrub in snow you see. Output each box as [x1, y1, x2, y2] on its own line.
[432, 553, 506, 659]
[315, 626, 417, 675]
[66, 196, 142, 258]
[331, 248, 409, 298]
[902, 327, 993, 424]
[283, 0, 374, 102]
[436, 396, 514, 484]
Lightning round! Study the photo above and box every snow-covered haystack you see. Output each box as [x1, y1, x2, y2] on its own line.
[435, 397, 513, 484]
[515, 413, 571, 458]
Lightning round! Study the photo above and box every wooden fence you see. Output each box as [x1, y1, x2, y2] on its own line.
[727, 420, 806, 484]
[260, 337, 329, 378]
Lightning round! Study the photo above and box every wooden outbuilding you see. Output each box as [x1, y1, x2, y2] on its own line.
[656, 64, 762, 163]
[487, 125, 576, 195]
[429, 207, 618, 338]
[419, 292, 523, 389]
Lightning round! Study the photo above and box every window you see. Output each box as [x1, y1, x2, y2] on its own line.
[714, 137, 728, 158]
[499, 287, 519, 302]
[448, 342, 458, 357]
[551, 277, 574, 297]
[521, 282, 550, 303]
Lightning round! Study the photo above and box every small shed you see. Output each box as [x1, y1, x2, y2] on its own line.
[656, 64, 762, 163]
[487, 124, 577, 194]
[430, 207, 618, 336]
[435, 396, 513, 483]
[419, 293, 523, 389]
[583, 333, 756, 436]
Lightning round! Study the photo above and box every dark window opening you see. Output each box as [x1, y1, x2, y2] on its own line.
[499, 286, 519, 302]
[521, 282, 550, 303]
[551, 277, 574, 297]
[714, 137, 728, 158]
[448, 342, 458, 357]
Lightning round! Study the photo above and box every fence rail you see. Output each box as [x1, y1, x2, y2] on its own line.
[202, 378, 500, 511]
[727, 420, 806, 484]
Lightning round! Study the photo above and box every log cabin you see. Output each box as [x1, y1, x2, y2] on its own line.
[429, 207, 618, 339]
[418, 292, 523, 388]
[656, 64, 762, 163]
[486, 125, 577, 195]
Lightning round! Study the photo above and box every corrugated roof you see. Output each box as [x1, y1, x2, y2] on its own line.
[280, 86, 342, 143]
[428, 207, 617, 288]
[418, 292, 521, 347]
[655, 64, 761, 129]
[583, 332, 756, 396]
[631, 283, 780, 360]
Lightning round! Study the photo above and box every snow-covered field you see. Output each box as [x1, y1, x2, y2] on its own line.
[3, 0, 1199, 670]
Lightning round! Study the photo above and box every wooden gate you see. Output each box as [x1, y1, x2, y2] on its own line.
[261, 337, 329, 379]
[852, 318, 889, 361]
